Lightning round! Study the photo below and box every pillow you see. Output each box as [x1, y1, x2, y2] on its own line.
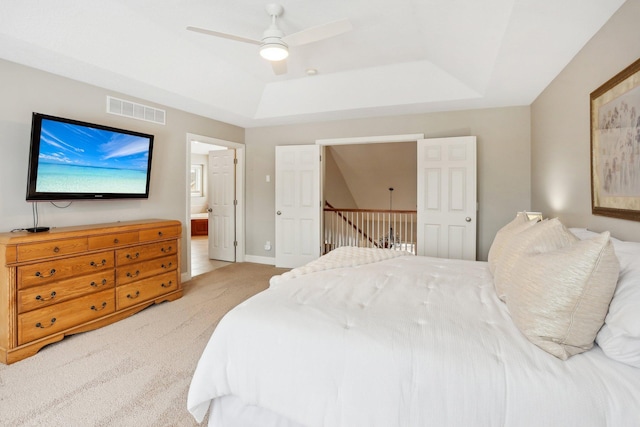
[568, 227, 600, 241]
[487, 212, 538, 275]
[506, 231, 620, 360]
[570, 231, 640, 368]
[494, 218, 578, 302]
[570, 227, 624, 245]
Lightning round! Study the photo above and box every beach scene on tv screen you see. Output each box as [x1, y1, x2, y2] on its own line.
[36, 119, 151, 194]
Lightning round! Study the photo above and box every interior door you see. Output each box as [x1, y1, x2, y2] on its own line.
[417, 136, 477, 260]
[275, 145, 321, 268]
[208, 149, 236, 262]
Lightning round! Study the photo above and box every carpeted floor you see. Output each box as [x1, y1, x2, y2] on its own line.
[0, 262, 288, 427]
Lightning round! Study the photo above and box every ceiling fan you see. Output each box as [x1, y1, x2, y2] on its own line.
[186, 3, 352, 75]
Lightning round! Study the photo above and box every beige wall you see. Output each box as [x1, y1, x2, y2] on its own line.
[324, 148, 358, 209]
[245, 106, 531, 261]
[328, 142, 417, 210]
[531, 0, 640, 241]
[0, 59, 244, 275]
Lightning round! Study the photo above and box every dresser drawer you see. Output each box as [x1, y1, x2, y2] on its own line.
[18, 251, 114, 289]
[17, 237, 88, 262]
[116, 241, 178, 266]
[116, 254, 178, 286]
[139, 225, 181, 242]
[17, 289, 115, 345]
[18, 271, 115, 314]
[88, 231, 139, 250]
[116, 271, 179, 310]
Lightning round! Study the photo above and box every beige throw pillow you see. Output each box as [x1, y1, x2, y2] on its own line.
[506, 232, 620, 360]
[493, 218, 578, 301]
[487, 212, 537, 275]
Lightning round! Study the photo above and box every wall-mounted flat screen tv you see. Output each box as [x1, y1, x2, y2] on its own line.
[26, 113, 154, 201]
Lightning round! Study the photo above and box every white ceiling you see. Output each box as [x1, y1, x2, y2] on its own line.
[0, 0, 626, 128]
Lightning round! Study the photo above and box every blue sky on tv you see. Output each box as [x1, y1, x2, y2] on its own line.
[38, 119, 151, 171]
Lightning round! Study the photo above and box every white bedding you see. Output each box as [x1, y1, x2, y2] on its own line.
[188, 252, 640, 426]
[269, 246, 410, 286]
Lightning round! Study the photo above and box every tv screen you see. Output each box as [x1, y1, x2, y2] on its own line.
[26, 113, 154, 201]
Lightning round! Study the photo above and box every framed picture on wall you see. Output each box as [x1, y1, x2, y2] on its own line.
[591, 57, 640, 221]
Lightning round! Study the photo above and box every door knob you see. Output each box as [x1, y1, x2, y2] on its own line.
[207, 208, 213, 212]
[465, 217, 472, 222]
[277, 211, 282, 215]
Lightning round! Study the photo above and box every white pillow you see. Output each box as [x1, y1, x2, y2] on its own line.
[570, 229, 640, 368]
[568, 227, 600, 241]
[506, 231, 620, 360]
[487, 212, 538, 275]
[494, 218, 578, 302]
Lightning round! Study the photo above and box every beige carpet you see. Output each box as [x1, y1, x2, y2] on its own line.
[0, 263, 288, 427]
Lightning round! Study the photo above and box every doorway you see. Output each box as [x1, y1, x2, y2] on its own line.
[316, 134, 477, 261]
[186, 133, 245, 279]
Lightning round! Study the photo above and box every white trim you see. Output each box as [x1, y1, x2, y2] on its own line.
[244, 255, 275, 265]
[315, 133, 424, 146]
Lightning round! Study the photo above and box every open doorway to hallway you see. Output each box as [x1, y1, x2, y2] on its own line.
[187, 133, 245, 278]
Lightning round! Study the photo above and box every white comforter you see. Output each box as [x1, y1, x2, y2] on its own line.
[188, 252, 640, 426]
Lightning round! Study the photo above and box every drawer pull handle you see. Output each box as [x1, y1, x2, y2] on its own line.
[35, 269, 56, 279]
[53, 246, 60, 253]
[90, 279, 108, 287]
[126, 291, 140, 299]
[161, 246, 173, 253]
[35, 291, 57, 302]
[91, 302, 107, 311]
[161, 262, 173, 269]
[158, 231, 164, 236]
[126, 252, 140, 260]
[35, 318, 56, 329]
[161, 280, 174, 289]
[113, 238, 119, 244]
[126, 270, 140, 278]
[90, 259, 107, 267]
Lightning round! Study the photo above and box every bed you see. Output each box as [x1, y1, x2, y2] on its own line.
[187, 216, 640, 426]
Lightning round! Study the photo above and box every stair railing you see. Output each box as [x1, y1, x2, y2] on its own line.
[324, 201, 416, 254]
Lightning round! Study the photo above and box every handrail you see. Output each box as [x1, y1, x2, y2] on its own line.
[324, 207, 417, 214]
[324, 201, 416, 215]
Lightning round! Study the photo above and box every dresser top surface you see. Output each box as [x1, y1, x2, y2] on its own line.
[0, 219, 181, 245]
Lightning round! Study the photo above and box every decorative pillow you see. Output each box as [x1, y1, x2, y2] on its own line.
[570, 229, 640, 368]
[506, 231, 620, 360]
[493, 218, 578, 301]
[487, 212, 538, 275]
[568, 227, 600, 241]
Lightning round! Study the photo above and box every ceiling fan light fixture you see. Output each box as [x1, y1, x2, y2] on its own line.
[260, 39, 288, 61]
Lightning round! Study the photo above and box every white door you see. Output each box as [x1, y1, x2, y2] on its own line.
[275, 145, 321, 268]
[417, 136, 477, 260]
[208, 149, 236, 262]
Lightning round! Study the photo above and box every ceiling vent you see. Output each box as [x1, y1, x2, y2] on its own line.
[106, 96, 166, 125]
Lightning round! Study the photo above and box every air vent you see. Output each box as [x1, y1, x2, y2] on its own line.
[106, 96, 166, 125]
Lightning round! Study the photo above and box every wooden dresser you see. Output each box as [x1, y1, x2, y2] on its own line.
[0, 219, 182, 364]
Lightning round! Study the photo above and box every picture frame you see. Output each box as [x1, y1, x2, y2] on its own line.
[591, 57, 640, 221]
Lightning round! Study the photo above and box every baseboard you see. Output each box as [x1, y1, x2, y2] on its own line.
[244, 255, 275, 265]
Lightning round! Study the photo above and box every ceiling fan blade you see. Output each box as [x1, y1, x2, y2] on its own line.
[186, 26, 261, 46]
[271, 59, 288, 75]
[282, 18, 352, 47]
